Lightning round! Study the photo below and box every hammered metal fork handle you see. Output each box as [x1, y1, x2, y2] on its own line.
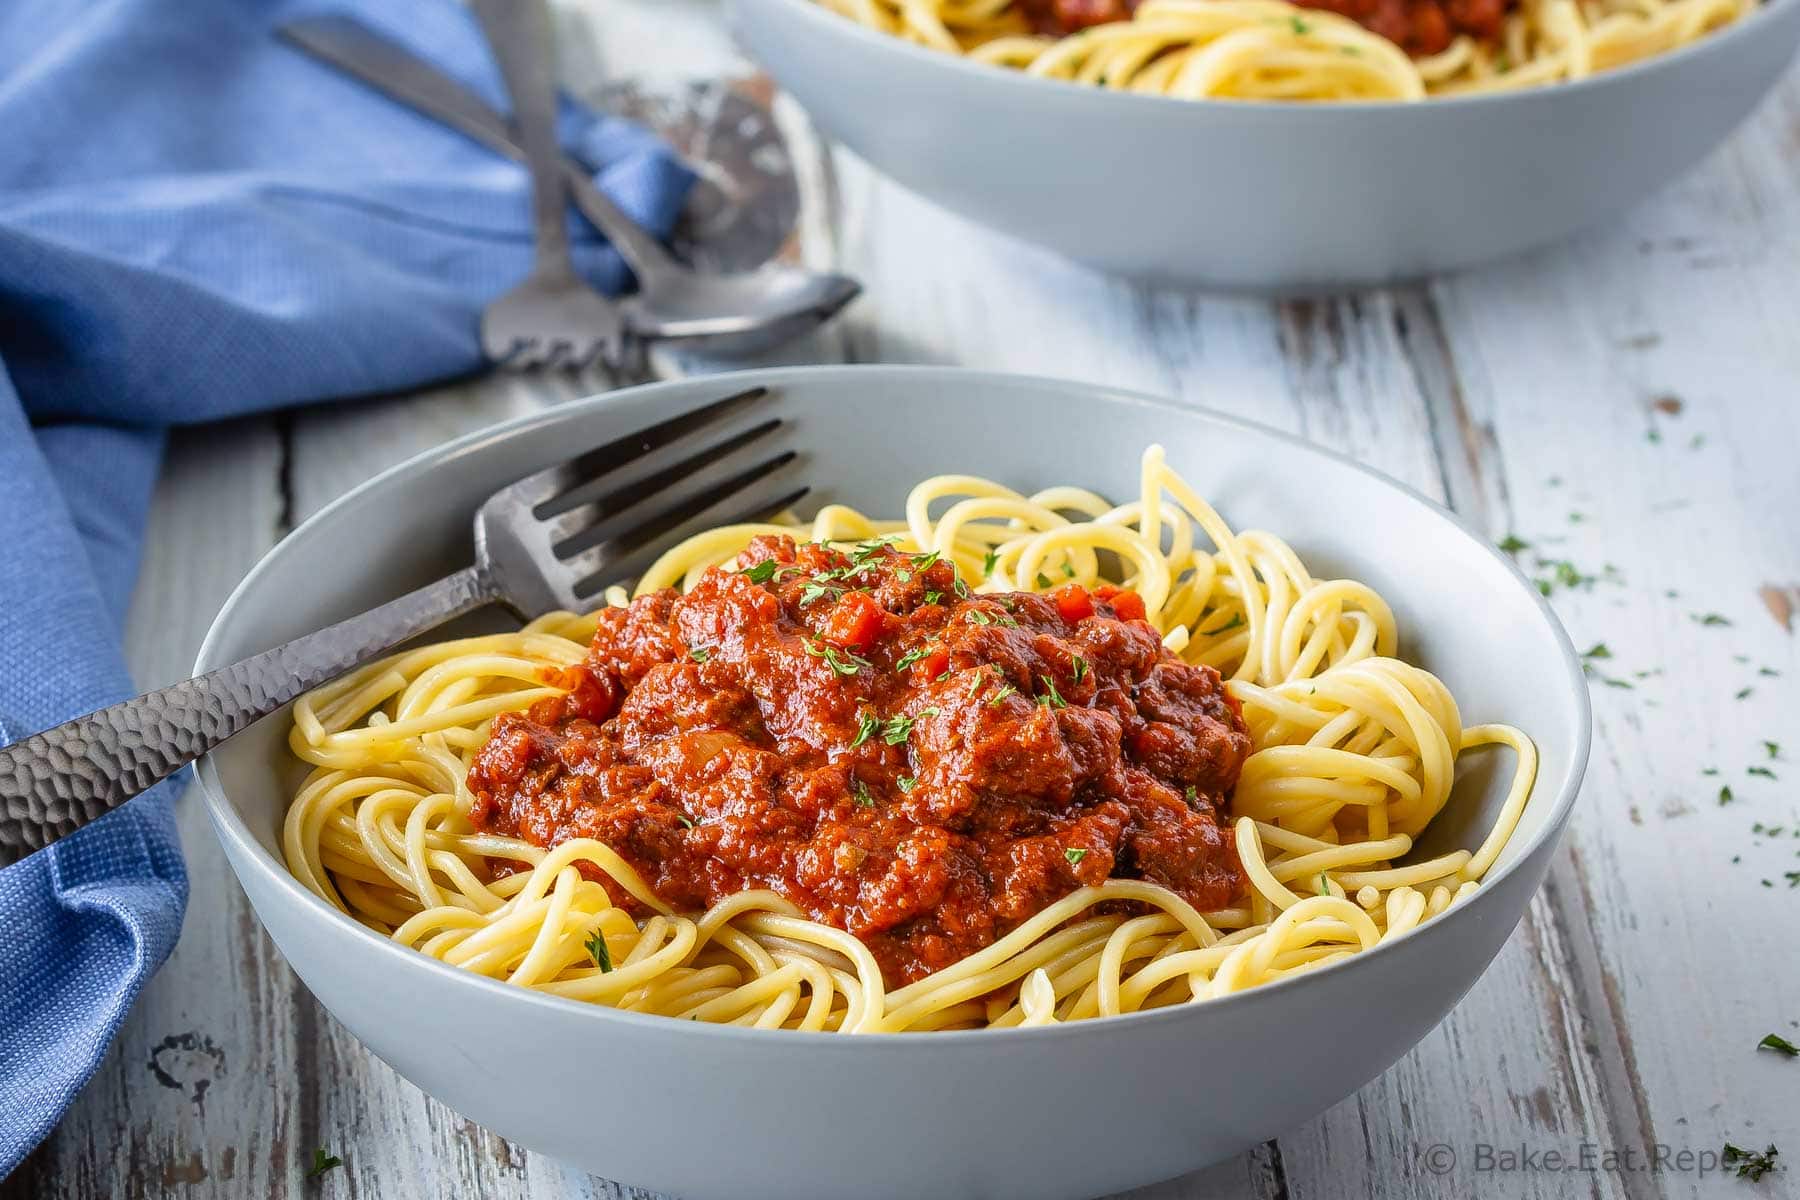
[0, 566, 495, 868]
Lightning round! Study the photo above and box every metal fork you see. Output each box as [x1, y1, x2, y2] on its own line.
[0, 386, 803, 868]
[472, 0, 626, 371]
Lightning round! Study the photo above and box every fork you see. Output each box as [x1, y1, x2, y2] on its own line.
[472, 0, 627, 371]
[0, 386, 803, 868]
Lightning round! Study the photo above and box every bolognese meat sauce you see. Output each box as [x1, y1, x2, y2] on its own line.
[1020, 0, 1507, 57]
[468, 536, 1252, 985]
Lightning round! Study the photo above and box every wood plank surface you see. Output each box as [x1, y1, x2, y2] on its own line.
[8, 1, 1799, 1196]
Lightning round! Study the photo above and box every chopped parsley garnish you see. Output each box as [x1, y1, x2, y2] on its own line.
[954, 575, 971, 599]
[1762, 666, 1783, 677]
[966, 609, 994, 626]
[1039, 676, 1067, 708]
[987, 684, 1017, 706]
[739, 559, 797, 585]
[1722, 1143, 1779, 1181]
[1767, 741, 1783, 760]
[585, 932, 613, 973]
[1736, 687, 1755, 701]
[1071, 655, 1088, 685]
[897, 775, 916, 793]
[805, 639, 867, 676]
[1719, 785, 1735, 806]
[1497, 534, 1529, 554]
[895, 646, 932, 671]
[1316, 873, 1330, 896]
[851, 778, 875, 807]
[1289, 15, 1310, 32]
[689, 647, 710, 663]
[913, 550, 942, 571]
[1692, 612, 1733, 627]
[1062, 562, 1076, 578]
[923, 588, 944, 605]
[676, 814, 695, 829]
[306, 1148, 343, 1179]
[982, 549, 1000, 577]
[1703, 767, 1720, 776]
[851, 710, 878, 748]
[1065, 848, 1088, 866]
[847, 536, 900, 566]
[799, 581, 843, 606]
[1184, 785, 1198, 804]
[1749, 766, 1777, 780]
[1760, 1032, 1799, 1057]
[1582, 642, 1611, 659]
[896, 569, 912, 583]
[881, 709, 940, 745]
[1036, 572, 1054, 589]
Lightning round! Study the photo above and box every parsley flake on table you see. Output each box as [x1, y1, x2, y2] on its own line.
[306, 1148, 343, 1179]
[1722, 1143, 1780, 1181]
[1760, 1032, 1800, 1057]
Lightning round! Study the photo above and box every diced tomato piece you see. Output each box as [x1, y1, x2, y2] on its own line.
[1051, 583, 1094, 624]
[916, 647, 950, 681]
[1095, 585, 1146, 623]
[823, 590, 885, 652]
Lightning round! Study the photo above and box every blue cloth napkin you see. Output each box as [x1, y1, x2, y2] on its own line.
[0, 0, 692, 1171]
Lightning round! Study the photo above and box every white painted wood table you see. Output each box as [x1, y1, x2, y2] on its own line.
[9, 2, 1800, 1196]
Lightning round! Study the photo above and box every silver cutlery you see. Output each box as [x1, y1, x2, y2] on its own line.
[471, 0, 626, 370]
[279, 15, 862, 356]
[0, 386, 801, 868]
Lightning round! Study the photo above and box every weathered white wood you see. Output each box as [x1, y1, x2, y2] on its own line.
[15, 2, 1800, 1197]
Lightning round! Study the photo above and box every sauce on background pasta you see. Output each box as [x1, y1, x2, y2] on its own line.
[816, 0, 1754, 100]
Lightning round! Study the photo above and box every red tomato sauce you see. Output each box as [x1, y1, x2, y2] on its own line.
[1020, 0, 1508, 57]
[468, 536, 1252, 986]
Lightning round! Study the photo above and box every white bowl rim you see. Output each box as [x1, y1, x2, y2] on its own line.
[194, 364, 1593, 1049]
[741, 0, 1793, 116]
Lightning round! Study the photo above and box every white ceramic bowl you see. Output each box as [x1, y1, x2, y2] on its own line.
[197, 367, 1590, 1200]
[725, 0, 1800, 288]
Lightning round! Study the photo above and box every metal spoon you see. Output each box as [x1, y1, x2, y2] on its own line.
[278, 15, 862, 355]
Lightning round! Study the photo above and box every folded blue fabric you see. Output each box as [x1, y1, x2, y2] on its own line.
[0, 0, 691, 1171]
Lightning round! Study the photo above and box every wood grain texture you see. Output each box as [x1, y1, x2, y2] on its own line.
[10, 1, 1800, 1196]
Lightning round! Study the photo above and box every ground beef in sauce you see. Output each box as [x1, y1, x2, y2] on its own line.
[467, 535, 1252, 986]
[1019, 0, 1508, 56]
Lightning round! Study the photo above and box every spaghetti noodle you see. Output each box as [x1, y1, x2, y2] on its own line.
[817, 0, 1753, 100]
[283, 446, 1536, 1032]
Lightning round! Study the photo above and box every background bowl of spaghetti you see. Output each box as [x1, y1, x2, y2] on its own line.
[723, 0, 1800, 288]
[194, 366, 1590, 1200]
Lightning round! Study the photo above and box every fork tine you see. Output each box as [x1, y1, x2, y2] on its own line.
[549, 419, 783, 554]
[570, 484, 812, 600]
[562, 452, 798, 599]
[567, 484, 811, 603]
[524, 386, 771, 514]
